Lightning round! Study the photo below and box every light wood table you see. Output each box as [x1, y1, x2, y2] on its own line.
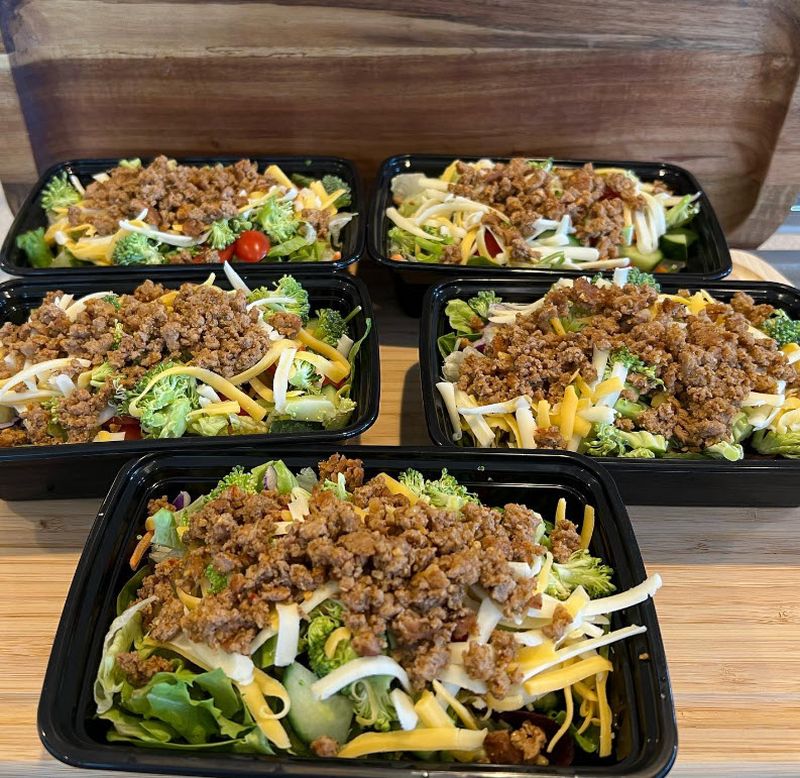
[0, 261, 798, 777]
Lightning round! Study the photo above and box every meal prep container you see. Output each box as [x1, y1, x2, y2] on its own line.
[39, 445, 677, 778]
[1, 155, 365, 276]
[368, 154, 732, 316]
[0, 270, 379, 500]
[420, 278, 800, 507]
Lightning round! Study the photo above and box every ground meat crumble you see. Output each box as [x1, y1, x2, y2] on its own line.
[449, 159, 645, 260]
[134, 456, 548, 693]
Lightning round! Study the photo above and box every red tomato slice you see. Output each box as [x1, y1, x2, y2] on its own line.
[484, 230, 502, 257]
[108, 416, 142, 440]
[233, 231, 271, 263]
[217, 244, 235, 261]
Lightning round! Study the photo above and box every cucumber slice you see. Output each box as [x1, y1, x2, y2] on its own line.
[284, 662, 354, 745]
[620, 246, 664, 272]
[466, 255, 501, 267]
[533, 229, 580, 246]
[659, 228, 698, 261]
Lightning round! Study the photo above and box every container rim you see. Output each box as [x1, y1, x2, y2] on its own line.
[2, 154, 366, 276]
[419, 276, 800, 479]
[38, 445, 677, 778]
[0, 270, 380, 466]
[367, 153, 731, 283]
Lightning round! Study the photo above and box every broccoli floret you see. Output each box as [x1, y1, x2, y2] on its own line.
[89, 362, 116, 389]
[111, 321, 124, 350]
[118, 158, 142, 169]
[126, 361, 199, 438]
[206, 219, 237, 249]
[204, 564, 228, 594]
[306, 609, 358, 677]
[321, 175, 352, 208]
[112, 233, 164, 266]
[608, 346, 663, 386]
[466, 290, 499, 319]
[546, 549, 617, 599]
[16, 228, 54, 268]
[254, 195, 298, 243]
[103, 294, 121, 310]
[288, 360, 321, 391]
[761, 310, 800, 347]
[751, 429, 800, 458]
[247, 275, 310, 322]
[40, 173, 81, 211]
[398, 468, 426, 497]
[208, 465, 259, 499]
[312, 308, 347, 347]
[423, 469, 478, 512]
[305, 609, 395, 731]
[291, 173, 315, 189]
[626, 267, 661, 291]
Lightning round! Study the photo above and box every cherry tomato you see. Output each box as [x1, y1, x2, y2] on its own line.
[109, 416, 142, 440]
[484, 230, 502, 257]
[233, 231, 270, 263]
[217, 244, 235, 262]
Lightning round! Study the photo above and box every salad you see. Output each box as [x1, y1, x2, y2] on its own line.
[96, 455, 661, 765]
[16, 157, 355, 268]
[387, 158, 701, 272]
[436, 269, 800, 458]
[0, 265, 369, 446]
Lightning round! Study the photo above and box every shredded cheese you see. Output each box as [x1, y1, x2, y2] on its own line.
[523, 655, 613, 697]
[238, 681, 291, 749]
[337, 727, 486, 759]
[324, 627, 352, 659]
[580, 505, 595, 550]
[228, 340, 296, 385]
[378, 473, 419, 504]
[547, 685, 574, 753]
[433, 680, 478, 730]
[536, 399, 551, 429]
[597, 670, 613, 757]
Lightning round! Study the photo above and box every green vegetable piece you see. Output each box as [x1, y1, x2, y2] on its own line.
[625, 267, 661, 291]
[267, 233, 311, 258]
[208, 465, 258, 500]
[289, 360, 321, 391]
[320, 174, 352, 208]
[704, 440, 744, 461]
[247, 275, 310, 322]
[118, 158, 142, 169]
[151, 508, 182, 551]
[551, 708, 599, 753]
[607, 346, 663, 387]
[41, 172, 81, 211]
[321, 473, 350, 501]
[204, 564, 228, 594]
[284, 662, 354, 746]
[311, 308, 348, 347]
[187, 413, 229, 438]
[659, 228, 698, 261]
[619, 447, 657, 458]
[255, 195, 298, 244]
[730, 411, 754, 444]
[268, 419, 319, 434]
[546, 549, 616, 599]
[116, 568, 150, 616]
[466, 290, 499, 319]
[193, 668, 241, 719]
[252, 460, 297, 494]
[620, 245, 663, 272]
[112, 233, 165, 266]
[207, 219, 237, 250]
[751, 429, 800, 458]
[613, 397, 647, 420]
[761, 309, 800, 346]
[16, 227, 54, 268]
[446, 299, 480, 334]
[665, 194, 700, 229]
[465, 254, 502, 267]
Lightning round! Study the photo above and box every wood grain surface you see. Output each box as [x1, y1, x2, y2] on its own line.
[0, 259, 798, 777]
[1, 0, 800, 245]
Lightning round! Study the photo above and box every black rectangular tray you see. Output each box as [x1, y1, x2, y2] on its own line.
[420, 277, 800, 507]
[368, 154, 731, 316]
[0, 270, 379, 500]
[39, 446, 676, 778]
[1, 155, 365, 276]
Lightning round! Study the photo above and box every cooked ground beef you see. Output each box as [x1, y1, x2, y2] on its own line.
[0, 427, 28, 447]
[67, 156, 275, 236]
[115, 651, 175, 687]
[457, 278, 799, 450]
[550, 518, 582, 563]
[463, 629, 523, 698]
[135, 456, 545, 691]
[542, 603, 573, 641]
[310, 735, 339, 757]
[268, 312, 303, 338]
[484, 722, 548, 765]
[450, 159, 643, 260]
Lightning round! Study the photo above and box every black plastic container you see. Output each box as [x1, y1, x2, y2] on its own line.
[39, 446, 676, 777]
[420, 277, 800, 507]
[368, 154, 731, 316]
[0, 270, 379, 500]
[2, 155, 364, 276]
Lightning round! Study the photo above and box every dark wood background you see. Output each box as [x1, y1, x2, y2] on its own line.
[1, 0, 799, 247]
